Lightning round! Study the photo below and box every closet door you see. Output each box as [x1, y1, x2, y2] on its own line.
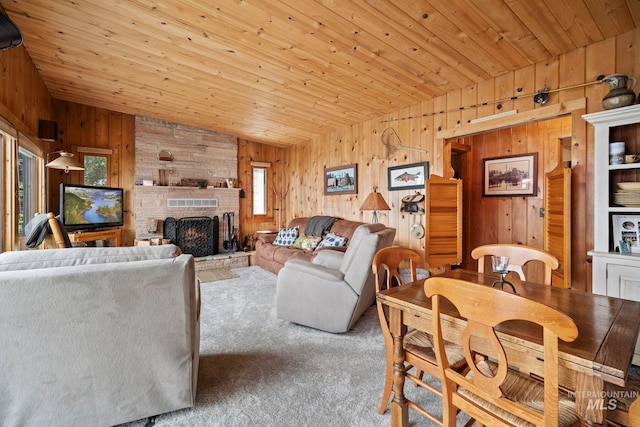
[425, 175, 462, 268]
[544, 162, 572, 288]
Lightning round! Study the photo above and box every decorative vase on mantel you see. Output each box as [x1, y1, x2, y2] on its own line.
[601, 74, 637, 110]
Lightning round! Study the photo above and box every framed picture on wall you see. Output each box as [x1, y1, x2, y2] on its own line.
[482, 153, 538, 197]
[387, 161, 428, 191]
[324, 164, 358, 195]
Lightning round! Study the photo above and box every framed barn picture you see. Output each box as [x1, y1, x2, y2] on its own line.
[324, 164, 358, 195]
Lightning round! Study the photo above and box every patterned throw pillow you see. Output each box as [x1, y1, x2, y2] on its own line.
[316, 232, 348, 249]
[273, 226, 299, 246]
[300, 236, 322, 251]
[292, 235, 307, 249]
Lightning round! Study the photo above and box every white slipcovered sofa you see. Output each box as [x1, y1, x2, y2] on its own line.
[0, 244, 200, 427]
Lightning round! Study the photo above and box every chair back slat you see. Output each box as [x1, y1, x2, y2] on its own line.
[471, 243, 559, 286]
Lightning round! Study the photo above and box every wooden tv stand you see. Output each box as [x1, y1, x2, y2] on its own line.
[68, 228, 121, 247]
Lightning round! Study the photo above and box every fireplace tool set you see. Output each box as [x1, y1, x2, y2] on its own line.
[222, 212, 239, 253]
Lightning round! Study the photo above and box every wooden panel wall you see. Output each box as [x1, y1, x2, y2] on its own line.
[0, 45, 53, 137]
[50, 99, 136, 245]
[237, 139, 288, 243]
[460, 117, 572, 285]
[284, 28, 640, 292]
[0, 44, 52, 251]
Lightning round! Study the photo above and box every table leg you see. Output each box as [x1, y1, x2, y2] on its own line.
[389, 308, 408, 427]
[575, 372, 605, 426]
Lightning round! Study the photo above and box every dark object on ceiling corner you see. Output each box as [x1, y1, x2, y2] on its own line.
[0, 13, 23, 50]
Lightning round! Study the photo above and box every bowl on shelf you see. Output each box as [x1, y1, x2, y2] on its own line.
[617, 182, 640, 191]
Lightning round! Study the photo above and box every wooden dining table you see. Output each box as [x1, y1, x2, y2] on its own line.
[376, 268, 640, 427]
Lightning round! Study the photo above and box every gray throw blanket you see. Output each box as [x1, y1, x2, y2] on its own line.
[304, 216, 339, 237]
[24, 213, 72, 248]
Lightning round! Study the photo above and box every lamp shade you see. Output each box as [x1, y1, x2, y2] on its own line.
[45, 151, 84, 173]
[360, 189, 391, 212]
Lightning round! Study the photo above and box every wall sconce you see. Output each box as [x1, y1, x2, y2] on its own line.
[45, 151, 84, 173]
[158, 150, 173, 162]
[359, 187, 391, 223]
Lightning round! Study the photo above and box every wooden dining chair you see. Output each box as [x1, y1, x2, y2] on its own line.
[471, 243, 559, 286]
[424, 276, 580, 427]
[629, 396, 640, 426]
[604, 374, 640, 426]
[372, 247, 466, 423]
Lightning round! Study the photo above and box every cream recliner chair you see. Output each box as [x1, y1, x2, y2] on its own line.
[275, 223, 396, 333]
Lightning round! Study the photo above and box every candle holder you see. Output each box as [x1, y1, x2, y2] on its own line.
[491, 255, 516, 293]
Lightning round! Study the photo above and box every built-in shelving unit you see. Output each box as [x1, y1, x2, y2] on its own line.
[583, 104, 640, 364]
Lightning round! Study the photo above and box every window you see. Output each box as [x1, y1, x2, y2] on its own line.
[1, 122, 44, 251]
[78, 146, 113, 186]
[253, 167, 267, 215]
[15, 134, 44, 249]
[84, 155, 107, 186]
[17, 147, 38, 236]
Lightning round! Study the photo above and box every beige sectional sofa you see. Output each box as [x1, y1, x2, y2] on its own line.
[255, 216, 365, 274]
[0, 245, 199, 427]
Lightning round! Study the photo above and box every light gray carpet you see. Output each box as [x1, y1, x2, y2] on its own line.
[120, 265, 466, 427]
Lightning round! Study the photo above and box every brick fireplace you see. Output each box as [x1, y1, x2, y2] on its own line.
[134, 116, 240, 251]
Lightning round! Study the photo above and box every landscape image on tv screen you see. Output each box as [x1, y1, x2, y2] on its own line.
[63, 185, 123, 227]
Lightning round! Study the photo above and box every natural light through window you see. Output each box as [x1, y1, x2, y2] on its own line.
[17, 147, 38, 236]
[253, 167, 266, 215]
[84, 155, 107, 186]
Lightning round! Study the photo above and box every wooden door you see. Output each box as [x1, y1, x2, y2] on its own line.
[425, 175, 462, 268]
[544, 162, 571, 288]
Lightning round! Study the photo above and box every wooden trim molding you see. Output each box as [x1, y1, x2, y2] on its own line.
[436, 98, 587, 140]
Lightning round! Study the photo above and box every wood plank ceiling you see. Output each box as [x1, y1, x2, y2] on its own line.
[4, 0, 640, 146]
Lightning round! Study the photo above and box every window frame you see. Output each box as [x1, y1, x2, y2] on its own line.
[252, 166, 268, 216]
[77, 146, 114, 187]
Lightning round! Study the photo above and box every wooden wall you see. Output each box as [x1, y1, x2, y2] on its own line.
[0, 43, 52, 251]
[0, 44, 52, 138]
[284, 28, 640, 292]
[237, 138, 288, 245]
[50, 99, 136, 245]
[458, 116, 572, 285]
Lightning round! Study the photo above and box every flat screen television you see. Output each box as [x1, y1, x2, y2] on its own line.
[60, 183, 124, 231]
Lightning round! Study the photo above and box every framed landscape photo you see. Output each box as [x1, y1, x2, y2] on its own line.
[482, 153, 538, 197]
[324, 163, 358, 195]
[387, 161, 428, 191]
